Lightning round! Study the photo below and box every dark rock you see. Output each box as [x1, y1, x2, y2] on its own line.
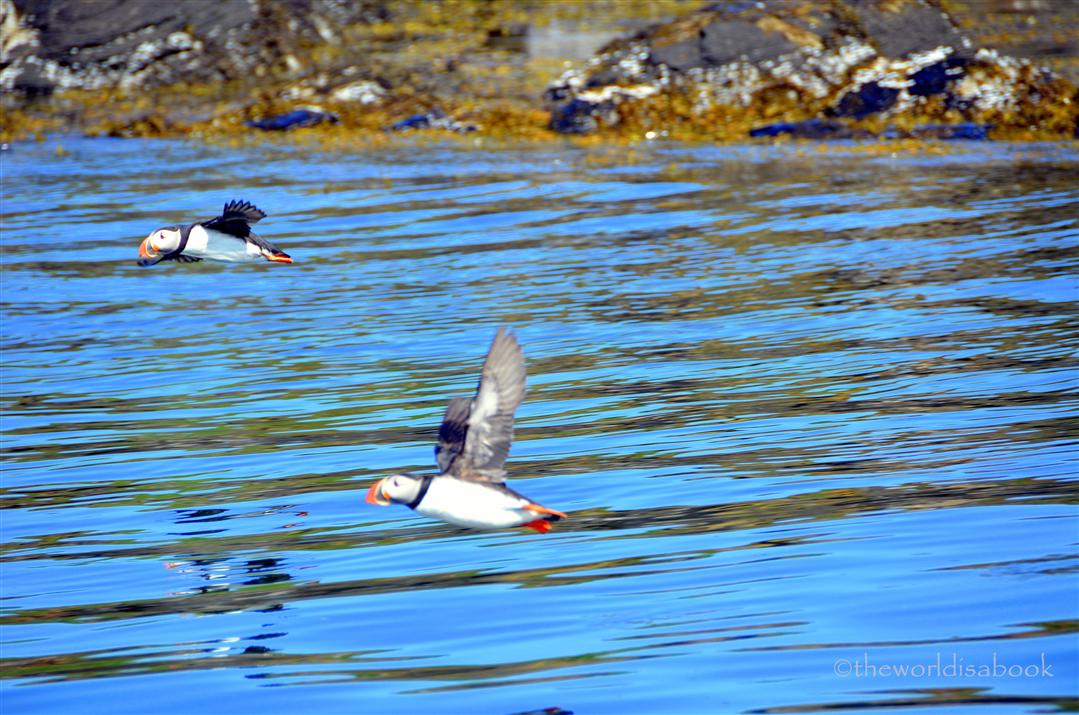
[749, 119, 867, 139]
[831, 81, 899, 118]
[650, 35, 703, 72]
[908, 56, 967, 96]
[544, 85, 634, 134]
[246, 108, 338, 131]
[2, 0, 380, 97]
[4, 60, 52, 97]
[906, 122, 988, 140]
[12, 0, 252, 66]
[648, 12, 814, 71]
[846, 0, 969, 59]
[388, 109, 478, 133]
[700, 19, 798, 67]
[545, 0, 1077, 140]
[549, 98, 603, 134]
[390, 113, 439, 131]
[4, 0, 250, 94]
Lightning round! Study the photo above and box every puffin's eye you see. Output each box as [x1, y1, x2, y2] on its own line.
[392, 478, 400, 487]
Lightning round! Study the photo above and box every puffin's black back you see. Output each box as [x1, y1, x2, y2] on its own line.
[200, 200, 266, 238]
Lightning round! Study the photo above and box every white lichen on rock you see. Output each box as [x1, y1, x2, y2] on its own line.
[330, 79, 386, 104]
[953, 48, 1024, 113]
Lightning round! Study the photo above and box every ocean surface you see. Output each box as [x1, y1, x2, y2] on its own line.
[2, 136, 1077, 714]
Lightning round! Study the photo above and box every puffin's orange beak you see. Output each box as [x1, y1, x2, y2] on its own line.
[137, 237, 161, 266]
[365, 479, 391, 506]
[138, 238, 156, 259]
[266, 254, 294, 264]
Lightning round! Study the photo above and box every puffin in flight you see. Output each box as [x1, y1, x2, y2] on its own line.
[137, 200, 293, 266]
[366, 327, 567, 533]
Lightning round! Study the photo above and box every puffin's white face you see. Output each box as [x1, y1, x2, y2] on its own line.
[365, 474, 422, 506]
[138, 227, 182, 265]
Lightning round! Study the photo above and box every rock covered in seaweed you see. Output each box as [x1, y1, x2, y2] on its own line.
[0, 0, 383, 96]
[544, 0, 1078, 140]
[388, 108, 478, 133]
[246, 107, 339, 131]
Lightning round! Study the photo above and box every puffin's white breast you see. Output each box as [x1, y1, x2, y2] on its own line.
[183, 226, 263, 262]
[415, 478, 532, 529]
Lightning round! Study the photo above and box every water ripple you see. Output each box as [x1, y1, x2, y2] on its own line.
[1, 138, 1077, 714]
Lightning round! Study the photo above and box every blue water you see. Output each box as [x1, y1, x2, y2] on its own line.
[1, 137, 1077, 714]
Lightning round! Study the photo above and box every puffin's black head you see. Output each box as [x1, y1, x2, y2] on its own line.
[365, 474, 424, 506]
[138, 225, 183, 266]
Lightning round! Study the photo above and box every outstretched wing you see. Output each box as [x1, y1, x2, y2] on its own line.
[200, 200, 266, 238]
[435, 396, 471, 474]
[435, 327, 526, 482]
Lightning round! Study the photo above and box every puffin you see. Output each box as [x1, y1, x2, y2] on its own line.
[137, 200, 293, 266]
[366, 327, 567, 533]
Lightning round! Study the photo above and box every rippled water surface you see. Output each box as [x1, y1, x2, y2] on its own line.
[2, 137, 1077, 714]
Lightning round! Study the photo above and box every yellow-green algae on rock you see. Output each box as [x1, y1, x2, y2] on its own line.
[1, 0, 1075, 145]
[545, 0, 1077, 141]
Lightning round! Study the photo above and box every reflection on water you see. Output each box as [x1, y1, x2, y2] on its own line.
[1, 138, 1077, 714]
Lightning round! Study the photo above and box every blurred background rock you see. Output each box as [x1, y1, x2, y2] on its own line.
[1, 0, 1075, 142]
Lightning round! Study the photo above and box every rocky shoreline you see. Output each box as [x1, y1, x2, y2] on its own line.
[545, 0, 1077, 141]
[2, 0, 1076, 144]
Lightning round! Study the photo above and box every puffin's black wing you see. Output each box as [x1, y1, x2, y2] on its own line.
[200, 200, 266, 239]
[436, 396, 471, 475]
[439, 328, 526, 482]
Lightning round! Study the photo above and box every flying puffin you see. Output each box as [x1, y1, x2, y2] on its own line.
[137, 200, 293, 266]
[366, 327, 567, 533]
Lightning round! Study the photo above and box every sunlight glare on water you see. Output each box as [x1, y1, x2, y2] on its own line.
[1, 137, 1077, 714]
